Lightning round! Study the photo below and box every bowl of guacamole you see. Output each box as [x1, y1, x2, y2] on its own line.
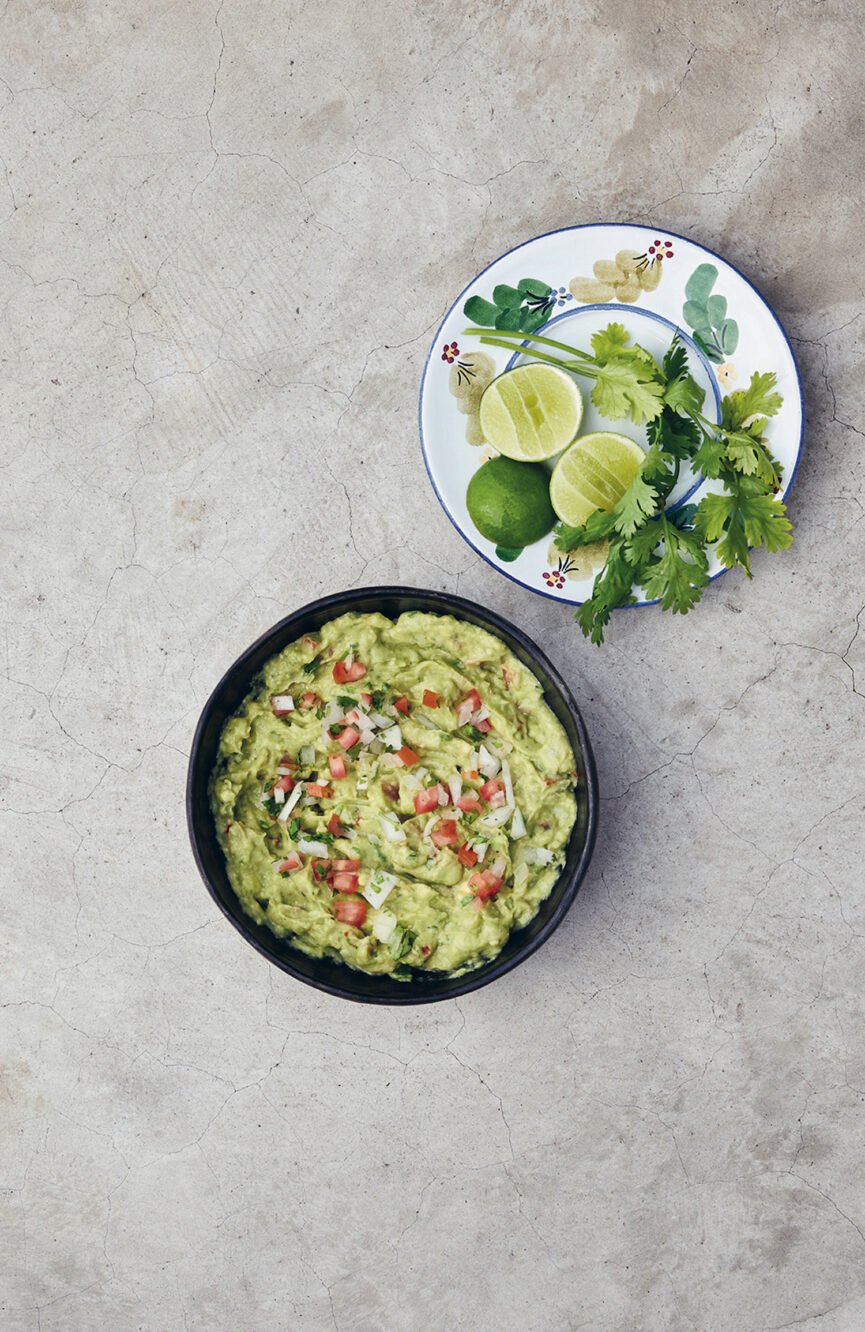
[187, 587, 598, 1004]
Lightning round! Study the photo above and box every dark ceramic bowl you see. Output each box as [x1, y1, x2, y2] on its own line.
[186, 587, 598, 1004]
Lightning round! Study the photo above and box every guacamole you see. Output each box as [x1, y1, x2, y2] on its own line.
[210, 611, 578, 977]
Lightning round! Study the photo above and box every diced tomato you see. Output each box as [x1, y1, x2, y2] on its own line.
[270, 695, 295, 717]
[334, 898, 366, 926]
[310, 858, 331, 882]
[344, 708, 360, 724]
[489, 790, 507, 809]
[302, 636, 319, 651]
[460, 688, 482, 711]
[328, 812, 348, 837]
[332, 872, 359, 893]
[394, 695, 410, 714]
[331, 859, 360, 872]
[300, 691, 319, 709]
[414, 787, 441, 815]
[275, 852, 303, 874]
[474, 717, 493, 734]
[457, 843, 479, 868]
[360, 692, 372, 707]
[471, 868, 504, 905]
[273, 774, 295, 794]
[333, 659, 367, 684]
[395, 745, 419, 767]
[423, 690, 440, 708]
[328, 753, 347, 780]
[338, 725, 361, 751]
[457, 795, 482, 814]
[477, 873, 503, 901]
[479, 778, 504, 803]
[307, 781, 330, 798]
[455, 699, 474, 727]
[431, 818, 459, 848]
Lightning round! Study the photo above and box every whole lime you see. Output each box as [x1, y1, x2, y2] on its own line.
[466, 455, 556, 549]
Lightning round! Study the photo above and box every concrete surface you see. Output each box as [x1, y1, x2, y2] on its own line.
[2, 2, 865, 1329]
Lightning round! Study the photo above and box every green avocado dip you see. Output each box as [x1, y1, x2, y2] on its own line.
[210, 611, 578, 978]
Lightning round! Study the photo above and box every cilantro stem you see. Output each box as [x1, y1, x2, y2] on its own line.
[463, 325, 596, 361]
[475, 336, 599, 379]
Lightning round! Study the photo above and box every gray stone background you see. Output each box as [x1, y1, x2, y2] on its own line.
[2, 2, 864, 1329]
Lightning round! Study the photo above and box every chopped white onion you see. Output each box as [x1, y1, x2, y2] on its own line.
[447, 773, 462, 805]
[479, 804, 515, 829]
[368, 738, 385, 754]
[380, 724, 402, 751]
[381, 752, 403, 768]
[359, 728, 376, 746]
[490, 856, 507, 879]
[486, 735, 512, 757]
[324, 699, 345, 724]
[514, 862, 529, 890]
[371, 907, 398, 941]
[501, 758, 514, 808]
[382, 702, 398, 718]
[271, 694, 295, 712]
[369, 710, 392, 730]
[276, 765, 294, 776]
[478, 744, 501, 778]
[344, 648, 353, 669]
[510, 806, 526, 840]
[277, 783, 305, 821]
[379, 813, 406, 842]
[273, 786, 286, 804]
[437, 784, 450, 806]
[363, 869, 398, 910]
[523, 845, 554, 866]
[297, 837, 329, 857]
[356, 772, 371, 791]
[415, 713, 437, 729]
[299, 746, 315, 766]
[471, 705, 490, 725]
[469, 838, 490, 864]
[400, 771, 421, 792]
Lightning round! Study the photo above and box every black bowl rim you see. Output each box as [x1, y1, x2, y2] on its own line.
[186, 586, 599, 1004]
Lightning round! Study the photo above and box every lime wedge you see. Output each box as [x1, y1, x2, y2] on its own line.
[550, 431, 645, 527]
[479, 364, 583, 462]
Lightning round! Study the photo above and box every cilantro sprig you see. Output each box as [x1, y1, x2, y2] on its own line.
[464, 321, 793, 643]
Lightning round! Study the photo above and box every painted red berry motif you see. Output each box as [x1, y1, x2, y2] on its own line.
[441, 341, 460, 363]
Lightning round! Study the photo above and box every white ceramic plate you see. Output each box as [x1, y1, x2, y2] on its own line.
[418, 224, 803, 604]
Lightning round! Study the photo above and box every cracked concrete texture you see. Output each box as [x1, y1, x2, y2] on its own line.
[2, 1, 865, 1328]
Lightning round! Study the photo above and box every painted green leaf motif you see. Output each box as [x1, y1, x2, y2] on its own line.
[520, 305, 551, 333]
[495, 545, 523, 562]
[719, 319, 739, 355]
[683, 299, 708, 327]
[494, 306, 521, 330]
[706, 294, 728, 325]
[518, 278, 551, 298]
[463, 295, 499, 325]
[493, 283, 523, 309]
[685, 263, 717, 304]
[692, 329, 723, 364]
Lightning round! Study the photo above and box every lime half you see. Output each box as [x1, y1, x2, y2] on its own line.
[479, 363, 583, 462]
[550, 431, 645, 527]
